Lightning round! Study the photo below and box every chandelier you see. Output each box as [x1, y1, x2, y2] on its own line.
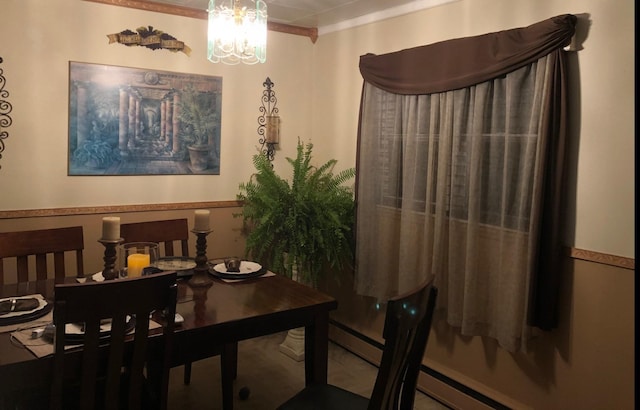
[207, 0, 267, 65]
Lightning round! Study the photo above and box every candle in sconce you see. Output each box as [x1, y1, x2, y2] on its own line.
[102, 216, 120, 240]
[266, 115, 280, 144]
[194, 210, 211, 231]
[127, 253, 150, 278]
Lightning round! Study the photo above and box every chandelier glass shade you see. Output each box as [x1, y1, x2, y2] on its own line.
[207, 0, 267, 65]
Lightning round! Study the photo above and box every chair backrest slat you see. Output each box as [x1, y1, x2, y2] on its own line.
[120, 219, 190, 258]
[52, 252, 66, 279]
[105, 313, 128, 404]
[80, 322, 102, 408]
[368, 277, 438, 410]
[0, 226, 85, 284]
[16, 256, 29, 283]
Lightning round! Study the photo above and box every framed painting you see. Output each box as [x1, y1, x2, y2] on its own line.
[68, 62, 222, 175]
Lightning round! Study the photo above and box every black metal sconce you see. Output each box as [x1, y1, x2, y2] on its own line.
[257, 77, 279, 162]
[0, 56, 13, 170]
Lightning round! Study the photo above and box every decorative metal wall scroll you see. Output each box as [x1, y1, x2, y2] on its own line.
[107, 26, 192, 56]
[257, 77, 280, 162]
[0, 56, 13, 170]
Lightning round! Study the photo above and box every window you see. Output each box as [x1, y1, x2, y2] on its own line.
[355, 15, 576, 351]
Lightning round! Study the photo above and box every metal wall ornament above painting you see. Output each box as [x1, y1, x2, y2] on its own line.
[0, 56, 12, 170]
[257, 77, 279, 162]
[107, 26, 192, 56]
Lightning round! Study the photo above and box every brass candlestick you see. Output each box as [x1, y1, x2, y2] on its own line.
[99, 238, 123, 280]
[188, 229, 213, 287]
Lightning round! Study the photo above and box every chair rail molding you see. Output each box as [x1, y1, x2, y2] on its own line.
[0, 200, 242, 219]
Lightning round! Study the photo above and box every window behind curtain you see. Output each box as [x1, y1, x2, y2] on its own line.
[355, 15, 576, 352]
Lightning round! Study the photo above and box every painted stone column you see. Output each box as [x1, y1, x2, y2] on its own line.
[118, 87, 129, 155]
[160, 99, 167, 143]
[127, 93, 136, 148]
[172, 92, 181, 154]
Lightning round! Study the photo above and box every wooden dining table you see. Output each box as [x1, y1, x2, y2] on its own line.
[0, 272, 337, 409]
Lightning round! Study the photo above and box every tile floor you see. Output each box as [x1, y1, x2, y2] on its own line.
[168, 331, 450, 409]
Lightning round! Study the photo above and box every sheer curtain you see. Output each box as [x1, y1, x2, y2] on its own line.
[355, 15, 576, 352]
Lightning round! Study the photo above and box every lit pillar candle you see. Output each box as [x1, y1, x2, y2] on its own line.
[102, 216, 120, 240]
[127, 253, 150, 278]
[194, 209, 210, 231]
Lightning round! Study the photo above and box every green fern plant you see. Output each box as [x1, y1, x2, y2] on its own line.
[237, 139, 356, 286]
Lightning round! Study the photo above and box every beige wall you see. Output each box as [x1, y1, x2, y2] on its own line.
[310, 0, 635, 408]
[1, 0, 635, 409]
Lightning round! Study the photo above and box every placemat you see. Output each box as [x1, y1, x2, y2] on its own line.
[10, 318, 162, 358]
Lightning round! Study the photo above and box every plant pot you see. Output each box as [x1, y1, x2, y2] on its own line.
[187, 145, 211, 171]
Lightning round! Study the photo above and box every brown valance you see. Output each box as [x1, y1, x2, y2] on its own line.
[359, 14, 576, 95]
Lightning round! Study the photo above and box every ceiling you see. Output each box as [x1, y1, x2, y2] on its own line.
[143, 0, 438, 31]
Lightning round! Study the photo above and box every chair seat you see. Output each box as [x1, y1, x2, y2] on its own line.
[277, 384, 369, 410]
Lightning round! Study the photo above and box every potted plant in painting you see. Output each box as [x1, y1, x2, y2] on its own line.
[177, 85, 218, 171]
[236, 139, 356, 287]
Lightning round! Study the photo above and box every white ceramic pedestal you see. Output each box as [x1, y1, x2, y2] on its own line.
[278, 326, 305, 361]
[279, 263, 306, 361]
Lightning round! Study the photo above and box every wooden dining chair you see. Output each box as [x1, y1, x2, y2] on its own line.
[50, 271, 178, 410]
[119, 218, 237, 387]
[120, 219, 190, 258]
[0, 226, 85, 285]
[277, 277, 438, 410]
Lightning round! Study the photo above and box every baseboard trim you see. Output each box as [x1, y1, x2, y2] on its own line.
[329, 320, 512, 410]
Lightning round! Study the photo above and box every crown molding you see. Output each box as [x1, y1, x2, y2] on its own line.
[82, 0, 318, 43]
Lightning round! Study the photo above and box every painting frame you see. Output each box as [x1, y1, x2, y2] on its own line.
[68, 61, 222, 176]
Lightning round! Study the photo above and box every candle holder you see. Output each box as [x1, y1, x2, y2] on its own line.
[188, 229, 213, 288]
[99, 238, 124, 280]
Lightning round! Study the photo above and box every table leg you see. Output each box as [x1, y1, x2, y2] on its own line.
[221, 343, 236, 410]
[304, 311, 329, 385]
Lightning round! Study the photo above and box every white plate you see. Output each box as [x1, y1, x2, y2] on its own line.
[212, 261, 262, 275]
[0, 294, 47, 318]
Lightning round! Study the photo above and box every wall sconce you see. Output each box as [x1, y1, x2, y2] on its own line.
[0, 56, 12, 170]
[257, 77, 279, 162]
